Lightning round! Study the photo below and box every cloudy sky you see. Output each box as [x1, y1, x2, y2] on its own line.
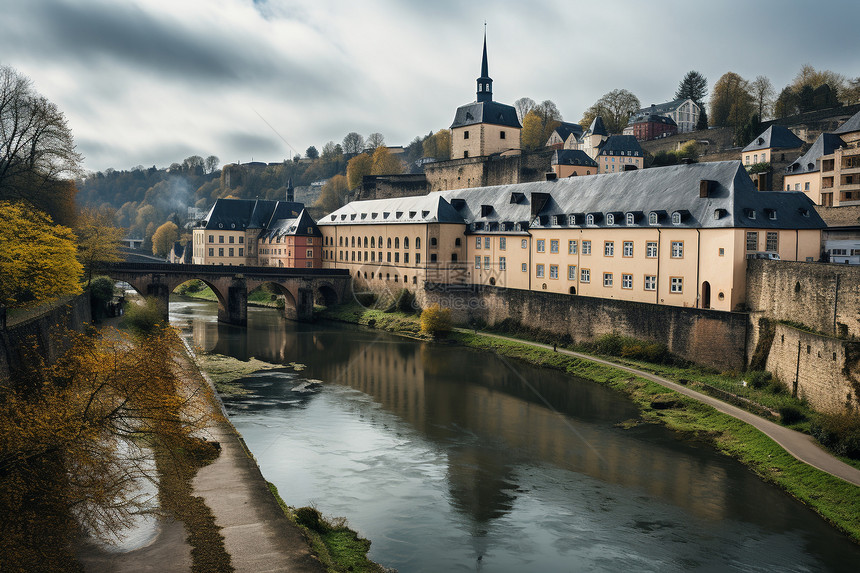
[2, 0, 858, 172]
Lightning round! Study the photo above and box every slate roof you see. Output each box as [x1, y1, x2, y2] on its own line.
[637, 99, 687, 115]
[834, 109, 860, 134]
[742, 125, 804, 152]
[321, 161, 823, 233]
[259, 209, 321, 240]
[550, 121, 584, 142]
[552, 149, 598, 167]
[319, 194, 464, 226]
[785, 133, 846, 175]
[450, 101, 522, 129]
[631, 114, 677, 126]
[596, 135, 644, 157]
[585, 116, 607, 136]
[199, 198, 304, 232]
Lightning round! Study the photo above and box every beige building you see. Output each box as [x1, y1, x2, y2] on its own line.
[741, 125, 804, 167]
[449, 34, 521, 160]
[567, 116, 644, 173]
[321, 161, 824, 312]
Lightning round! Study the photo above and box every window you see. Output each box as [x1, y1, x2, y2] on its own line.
[568, 265, 576, 280]
[582, 240, 591, 255]
[719, 247, 725, 256]
[536, 264, 545, 278]
[581, 268, 590, 283]
[416, 253, 421, 264]
[475, 256, 481, 269]
[537, 239, 545, 252]
[586, 214, 595, 225]
[622, 274, 633, 289]
[671, 241, 683, 258]
[218, 248, 224, 256]
[606, 213, 615, 225]
[550, 265, 558, 279]
[430, 254, 437, 262]
[603, 273, 613, 287]
[484, 237, 490, 249]
[648, 212, 658, 225]
[766, 231, 778, 252]
[644, 275, 656, 291]
[500, 131, 506, 139]
[521, 262, 527, 272]
[208, 235, 214, 243]
[416, 237, 421, 249]
[208, 248, 214, 256]
[219, 235, 224, 243]
[804, 182, 810, 191]
[476, 237, 482, 249]
[430, 237, 437, 247]
[746, 231, 758, 251]
[387, 252, 391, 262]
[484, 256, 490, 270]
[604, 241, 614, 256]
[646, 241, 658, 258]
[464, 151, 469, 158]
[387, 237, 392, 248]
[229, 247, 234, 257]
[238, 248, 244, 256]
[623, 241, 633, 257]
[670, 277, 683, 293]
[568, 240, 577, 254]
[404, 253, 409, 263]
[550, 239, 559, 253]
[494, 237, 504, 251]
[626, 213, 635, 226]
[672, 212, 681, 225]
[229, 236, 235, 244]
[404, 237, 409, 248]
[568, 214, 577, 225]
[464, 130, 469, 139]
[499, 257, 506, 270]
[521, 239, 527, 249]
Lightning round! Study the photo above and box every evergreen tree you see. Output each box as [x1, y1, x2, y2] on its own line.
[676, 71, 708, 104]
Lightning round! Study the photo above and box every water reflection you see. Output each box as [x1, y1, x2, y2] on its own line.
[171, 297, 860, 573]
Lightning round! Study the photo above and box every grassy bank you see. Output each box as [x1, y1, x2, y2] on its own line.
[320, 302, 860, 543]
[176, 280, 284, 308]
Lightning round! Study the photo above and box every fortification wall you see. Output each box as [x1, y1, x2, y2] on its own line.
[419, 285, 748, 371]
[0, 294, 92, 382]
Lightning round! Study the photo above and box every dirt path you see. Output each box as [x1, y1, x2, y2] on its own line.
[473, 330, 860, 487]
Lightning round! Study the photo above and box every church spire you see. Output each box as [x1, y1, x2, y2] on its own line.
[476, 27, 492, 103]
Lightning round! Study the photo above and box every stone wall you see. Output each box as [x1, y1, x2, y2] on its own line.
[356, 174, 429, 201]
[0, 294, 93, 382]
[420, 285, 748, 371]
[425, 150, 554, 192]
[746, 260, 860, 344]
[765, 323, 860, 413]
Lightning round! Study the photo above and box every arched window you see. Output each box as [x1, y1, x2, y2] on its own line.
[649, 212, 658, 225]
[387, 237, 392, 248]
[606, 213, 615, 225]
[351, 236, 355, 247]
[430, 237, 438, 246]
[363, 236, 368, 248]
[395, 237, 400, 249]
[626, 213, 634, 226]
[404, 237, 409, 249]
[568, 214, 576, 225]
[416, 237, 421, 249]
[586, 214, 595, 225]
[339, 237, 343, 246]
[672, 212, 681, 225]
[378, 236, 382, 247]
[370, 236, 375, 248]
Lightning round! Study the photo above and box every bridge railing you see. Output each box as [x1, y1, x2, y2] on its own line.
[96, 261, 351, 278]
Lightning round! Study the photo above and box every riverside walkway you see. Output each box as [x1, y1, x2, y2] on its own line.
[473, 330, 860, 487]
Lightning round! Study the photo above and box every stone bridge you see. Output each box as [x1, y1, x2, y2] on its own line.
[97, 262, 352, 325]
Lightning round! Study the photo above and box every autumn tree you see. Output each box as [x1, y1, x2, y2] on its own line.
[676, 70, 708, 104]
[370, 146, 404, 175]
[346, 153, 373, 190]
[581, 89, 640, 134]
[366, 132, 385, 150]
[521, 100, 563, 151]
[0, 201, 82, 307]
[313, 174, 349, 214]
[0, 66, 83, 206]
[750, 75, 775, 120]
[76, 206, 124, 285]
[342, 132, 365, 155]
[422, 129, 451, 161]
[151, 221, 180, 257]
[514, 97, 536, 122]
[790, 64, 846, 101]
[710, 72, 754, 130]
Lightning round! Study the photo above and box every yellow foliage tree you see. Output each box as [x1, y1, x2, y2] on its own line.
[422, 129, 451, 161]
[0, 201, 82, 307]
[419, 303, 452, 337]
[76, 206, 124, 284]
[314, 174, 349, 214]
[520, 110, 546, 151]
[346, 152, 373, 190]
[0, 326, 214, 568]
[371, 146, 404, 176]
[151, 221, 179, 257]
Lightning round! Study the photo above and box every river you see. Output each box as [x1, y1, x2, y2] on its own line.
[171, 297, 860, 572]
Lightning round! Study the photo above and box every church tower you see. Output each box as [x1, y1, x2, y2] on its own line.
[450, 32, 521, 160]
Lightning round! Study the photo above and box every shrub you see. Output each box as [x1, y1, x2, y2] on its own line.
[589, 333, 673, 364]
[745, 370, 772, 389]
[395, 288, 418, 313]
[419, 304, 452, 337]
[122, 297, 166, 334]
[778, 404, 806, 425]
[88, 276, 115, 303]
[294, 506, 329, 534]
[811, 412, 860, 459]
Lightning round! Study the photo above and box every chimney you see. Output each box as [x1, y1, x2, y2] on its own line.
[545, 172, 558, 181]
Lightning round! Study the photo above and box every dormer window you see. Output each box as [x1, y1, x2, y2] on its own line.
[626, 213, 634, 226]
[606, 213, 615, 225]
[586, 214, 595, 225]
[671, 212, 681, 225]
[568, 214, 576, 225]
[768, 209, 777, 220]
[649, 212, 658, 225]
[747, 209, 756, 220]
